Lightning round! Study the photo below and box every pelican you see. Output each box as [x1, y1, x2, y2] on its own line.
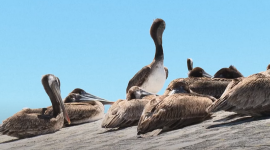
[164, 77, 232, 99]
[102, 86, 156, 129]
[45, 88, 114, 125]
[126, 18, 168, 94]
[187, 58, 212, 78]
[137, 81, 215, 137]
[207, 65, 270, 116]
[214, 65, 243, 78]
[0, 74, 70, 138]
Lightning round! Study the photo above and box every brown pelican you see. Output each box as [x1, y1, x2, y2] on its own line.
[164, 77, 232, 99]
[102, 86, 157, 129]
[0, 74, 70, 138]
[45, 88, 114, 125]
[126, 18, 168, 94]
[187, 58, 212, 78]
[207, 65, 270, 116]
[214, 65, 243, 78]
[137, 82, 215, 137]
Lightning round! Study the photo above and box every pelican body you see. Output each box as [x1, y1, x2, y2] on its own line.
[126, 18, 168, 94]
[45, 88, 113, 125]
[207, 66, 270, 116]
[164, 77, 233, 99]
[0, 74, 70, 138]
[102, 86, 156, 129]
[137, 82, 214, 136]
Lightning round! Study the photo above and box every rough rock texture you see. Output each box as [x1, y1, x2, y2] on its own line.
[1, 111, 270, 150]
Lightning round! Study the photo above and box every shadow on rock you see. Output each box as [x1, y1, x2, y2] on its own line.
[0, 138, 20, 144]
[207, 115, 270, 129]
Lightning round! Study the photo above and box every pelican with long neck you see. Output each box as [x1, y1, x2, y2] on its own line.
[0, 74, 70, 138]
[126, 18, 168, 94]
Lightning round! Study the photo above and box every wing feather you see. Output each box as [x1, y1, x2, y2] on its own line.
[207, 73, 270, 116]
[126, 66, 151, 93]
[102, 99, 150, 128]
[138, 94, 212, 135]
[0, 108, 61, 138]
[164, 67, 169, 79]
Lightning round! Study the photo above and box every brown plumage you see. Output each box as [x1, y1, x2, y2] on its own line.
[45, 88, 113, 125]
[267, 64, 270, 70]
[214, 65, 243, 79]
[126, 19, 168, 94]
[0, 74, 70, 138]
[164, 77, 232, 99]
[187, 58, 212, 78]
[102, 86, 156, 129]
[137, 82, 214, 136]
[207, 68, 270, 116]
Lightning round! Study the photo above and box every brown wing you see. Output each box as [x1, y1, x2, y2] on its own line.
[207, 74, 270, 116]
[0, 108, 60, 138]
[101, 99, 150, 128]
[189, 78, 232, 98]
[164, 67, 169, 79]
[138, 94, 212, 135]
[126, 66, 151, 93]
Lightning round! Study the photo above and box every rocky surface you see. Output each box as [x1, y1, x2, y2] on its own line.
[1, 111, 270, 150]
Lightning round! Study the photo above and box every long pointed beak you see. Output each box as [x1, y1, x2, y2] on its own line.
[140, 89, 157, 97]
[51, 83, 71, 124]
[202, 71, 212, 78]
[78, 93, 114, 105]
[169, 89, 177, 95]
[169, 87, 189, 95]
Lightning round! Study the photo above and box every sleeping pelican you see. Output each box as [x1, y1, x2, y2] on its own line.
[126, 18, 168, 94]
[187, 58, 212, 78]
[45, 88, 114, 125]
[102, 86, 156, 129]
[207, 64, 270, 116]
[164, 77, 232, 99]
[137, 81, 215, 137]
[0, 74, 70, 138]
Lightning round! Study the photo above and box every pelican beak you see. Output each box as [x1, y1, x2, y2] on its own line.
[169, 89, 176, 95]
[78, 92, 114, 105]
[169, 87, 188, 95]
[60, 100, 71, 124]
[51, 82, 71, 124]
[202, 71, 212, 78]
[140, 89, 157, 97]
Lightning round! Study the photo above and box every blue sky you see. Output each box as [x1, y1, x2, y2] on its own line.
[1, 1, 270, 122]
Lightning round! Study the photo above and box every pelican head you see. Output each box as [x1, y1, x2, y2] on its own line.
[126, 86, 156, 100]
[64, 88, 113, 105]
[187, 58, 212, 78]
[150, 18, 166, 46]
[214, 65, 243, 79]
[168, 82, 190, 95]
[188, 67, 212, 78]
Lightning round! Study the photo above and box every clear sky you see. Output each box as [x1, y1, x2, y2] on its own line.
[1, 1, 270, 122]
